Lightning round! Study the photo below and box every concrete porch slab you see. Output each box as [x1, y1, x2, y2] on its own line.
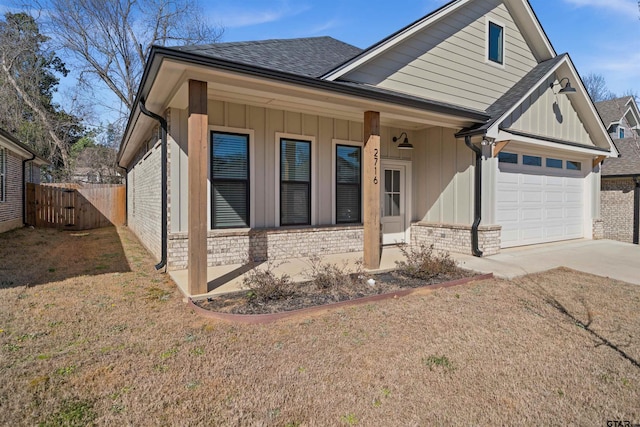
[170, 245, 407, 300]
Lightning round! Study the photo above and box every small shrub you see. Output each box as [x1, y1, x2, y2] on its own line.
[242, 262, 294, 303]
[305, 256, 359, 291]
[395, 244, 457, 280]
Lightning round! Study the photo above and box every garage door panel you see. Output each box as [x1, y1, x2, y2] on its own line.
[520, 191, 543, 203]
[497, 154, 585, 249]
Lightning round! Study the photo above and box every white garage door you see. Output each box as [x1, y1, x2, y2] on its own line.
[496, 152, 585, 248]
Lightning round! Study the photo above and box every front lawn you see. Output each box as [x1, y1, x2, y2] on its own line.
[1, 226, 638, 425]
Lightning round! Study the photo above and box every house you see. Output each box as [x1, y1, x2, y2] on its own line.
[0, 128, 49, 233]
[596, 96, 640, 244]
[118, 0, 617, 295]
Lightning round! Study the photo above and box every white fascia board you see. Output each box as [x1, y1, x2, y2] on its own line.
[496, 130, 616, 157]
[322, 0, 472, 81]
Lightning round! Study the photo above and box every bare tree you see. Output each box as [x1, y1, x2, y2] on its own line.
[582, 72, 617, 102]
[37, 0, 223, 113]
[0, 12, 83, 172]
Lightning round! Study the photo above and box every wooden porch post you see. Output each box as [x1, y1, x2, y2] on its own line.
[363, 111, 381, 269]
[188, 79, 208, 295]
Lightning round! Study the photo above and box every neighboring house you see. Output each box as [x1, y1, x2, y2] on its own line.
[0, 128, 49, 233]
[596, 96, 640, 244]
[118, 0, 617, 295]
[71, 146, 124, 184]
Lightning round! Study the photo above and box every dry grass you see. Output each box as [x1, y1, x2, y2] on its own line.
[1, 226, 639, 426]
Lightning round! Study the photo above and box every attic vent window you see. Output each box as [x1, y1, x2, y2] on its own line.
[488, 21, 504, 65]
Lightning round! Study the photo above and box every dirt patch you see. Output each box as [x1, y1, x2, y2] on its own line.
[1, 226, 639, 426]
[195, 270, 473, 315]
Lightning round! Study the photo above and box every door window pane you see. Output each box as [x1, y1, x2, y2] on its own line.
[498, 152, 517, 164]
[566, 161, 582, 171]
[546, 158, 563, 168]
[523, 155, 542, 166]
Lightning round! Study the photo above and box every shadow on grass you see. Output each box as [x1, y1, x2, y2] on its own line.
[0, 225, 131, 289]
[514, 270, 640, 372]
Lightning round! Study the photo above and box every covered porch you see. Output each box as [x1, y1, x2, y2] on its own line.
[169, 245, 407, 300]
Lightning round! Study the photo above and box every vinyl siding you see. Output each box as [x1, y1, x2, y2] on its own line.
[501, 75, 594, 146]
[412, 127, 474, 225]
[342, 0, 538, 111]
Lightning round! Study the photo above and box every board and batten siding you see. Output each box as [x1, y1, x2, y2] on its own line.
[501, 76, 593, 145]
[342, 0, 538, 111]
[167, 100, 431, 233]
[412, 127, 474, 225]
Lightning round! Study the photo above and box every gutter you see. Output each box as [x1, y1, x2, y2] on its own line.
[22, 153, 36, 226]
[464, 136, 483, 257]
[138, 98, 167, 271]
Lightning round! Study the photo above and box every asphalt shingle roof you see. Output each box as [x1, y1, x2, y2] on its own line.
[595, 96, 634, 128]
[601, 137, 640, 176]
[175, 37, 363, 78]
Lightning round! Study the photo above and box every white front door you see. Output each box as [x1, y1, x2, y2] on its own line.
[381, 164, 407, 244]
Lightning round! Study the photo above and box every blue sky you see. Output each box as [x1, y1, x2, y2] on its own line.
[205, 0, 639, 96]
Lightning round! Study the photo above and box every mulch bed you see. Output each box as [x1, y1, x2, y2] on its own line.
[194, 269, 476, 315]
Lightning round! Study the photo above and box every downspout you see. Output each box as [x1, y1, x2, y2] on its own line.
[464, 136, 483, 257]
[22, 153, 36, 226]
[634, 176, 640, 245]
[138, 99, 167, 271]
[117, 165, 128, 226]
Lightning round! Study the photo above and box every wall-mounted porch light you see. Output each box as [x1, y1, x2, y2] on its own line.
[393, 132, 413, 150]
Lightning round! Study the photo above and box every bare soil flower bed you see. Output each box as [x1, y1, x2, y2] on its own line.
[194, 269, 474, 315]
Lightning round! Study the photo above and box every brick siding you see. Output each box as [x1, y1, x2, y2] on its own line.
[411, 222, 501, 256]
[127, 140, 163, 260]
[601, 177, 637, 243]
[167, 225, 364, 270]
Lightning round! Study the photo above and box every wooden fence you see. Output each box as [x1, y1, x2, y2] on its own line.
[26, 183, 125, 230]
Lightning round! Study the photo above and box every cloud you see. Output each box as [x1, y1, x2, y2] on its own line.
[210, 2, 310, 29]
[562, 0, 638, 15]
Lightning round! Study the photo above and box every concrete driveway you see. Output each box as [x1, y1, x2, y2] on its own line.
[452, 239, 640, 285]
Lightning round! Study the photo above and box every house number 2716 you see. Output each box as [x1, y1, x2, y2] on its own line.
[373, 149, 379, 184]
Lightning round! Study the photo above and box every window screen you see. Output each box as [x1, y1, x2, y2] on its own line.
[281, 139, 311, 226]
[211, 132, 249, 228]
[336, 145, 361, 223]
[0, 147, 5, 202]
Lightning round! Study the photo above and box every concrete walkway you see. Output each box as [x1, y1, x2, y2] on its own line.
[170, 239, 640, 299]
[451, 239, 640, 285]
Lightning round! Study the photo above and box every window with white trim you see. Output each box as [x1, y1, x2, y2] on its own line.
[0, 147, 5, 202]
[280, 138, 311, 226]
[619, 127, 625, 139]
[336, 144, 361, 224]
[211, 131, 250, 229]
[488, 21, 504, 65]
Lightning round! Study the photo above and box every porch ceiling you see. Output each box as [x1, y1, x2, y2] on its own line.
[120, 53, 487, 167]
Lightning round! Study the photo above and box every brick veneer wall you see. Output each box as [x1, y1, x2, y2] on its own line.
[0, 150, 24, 232]
[127, 141, 163, 260]
[167, 225, 364, 270]
[411, 222, 501, 256]
[601, 177, 636, 243]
